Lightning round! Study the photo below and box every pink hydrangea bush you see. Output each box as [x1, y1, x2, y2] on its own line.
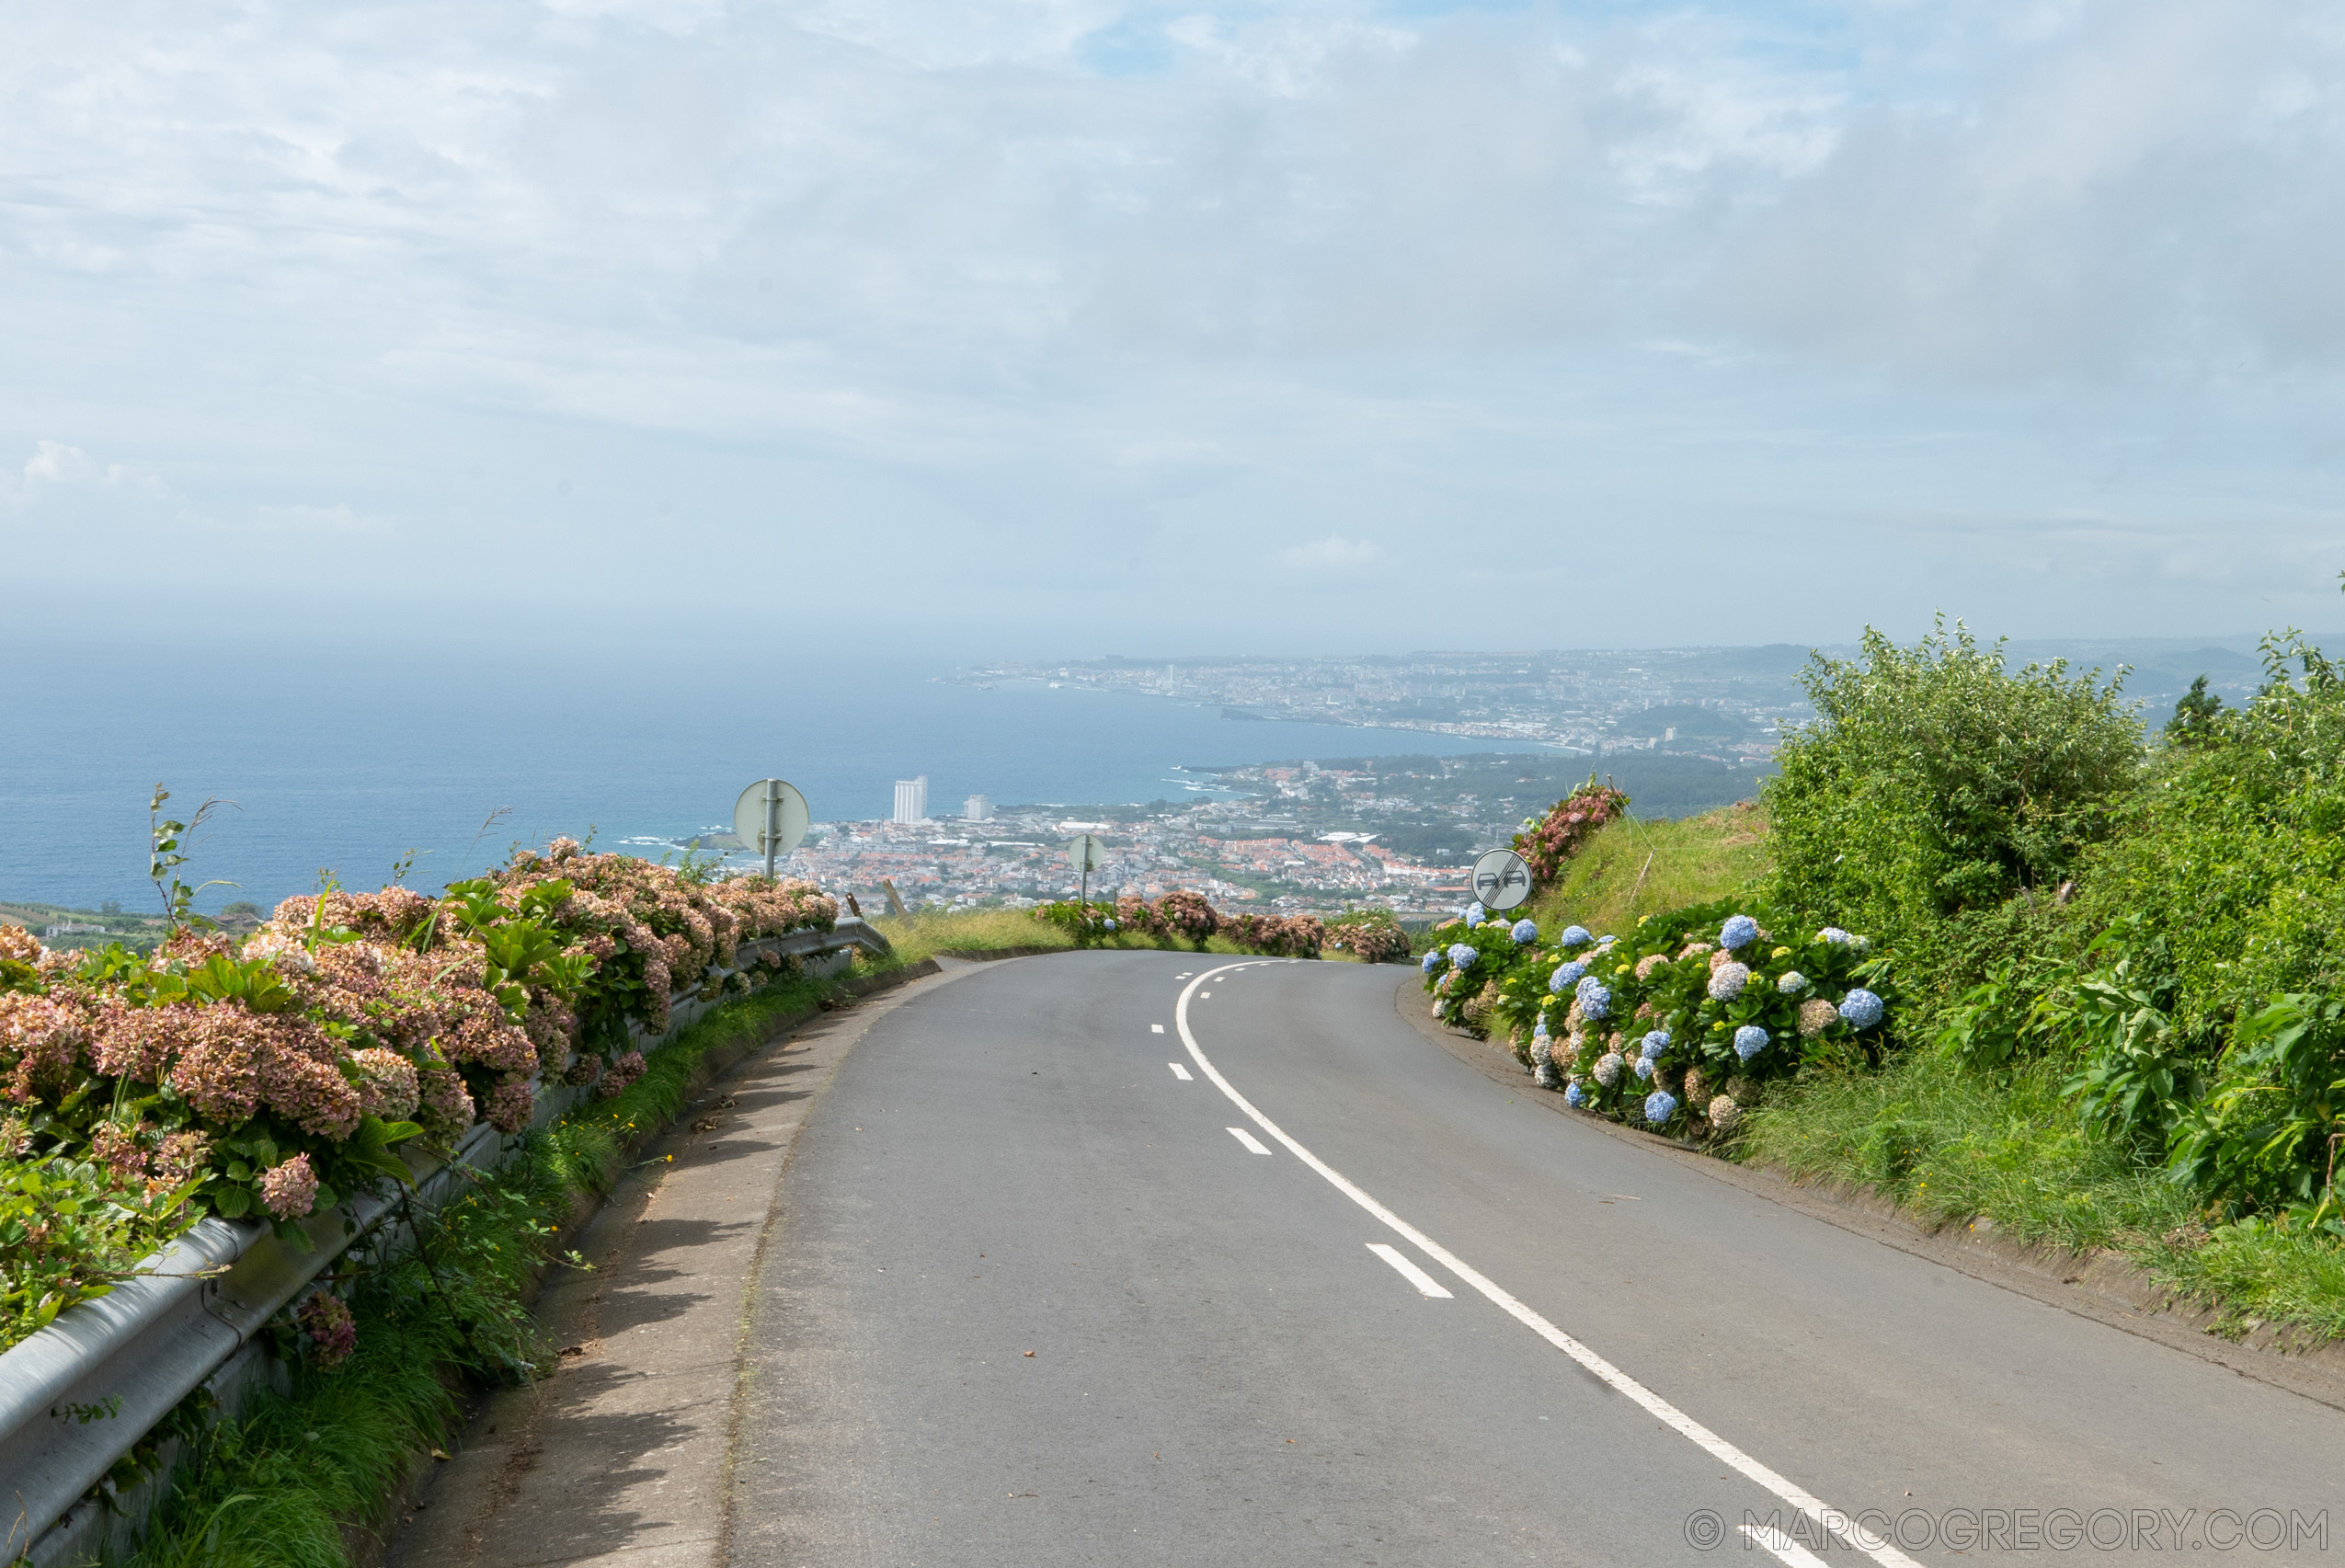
[0, 844, 829, 1245]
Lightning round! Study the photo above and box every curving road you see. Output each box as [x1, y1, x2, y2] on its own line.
[727, 951, 2345, 1567]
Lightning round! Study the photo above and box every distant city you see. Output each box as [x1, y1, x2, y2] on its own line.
[710, 638, 2280, 918]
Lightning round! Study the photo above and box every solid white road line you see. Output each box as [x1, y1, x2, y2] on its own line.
[1151, 1024, 1165, 1033]
[1226, 1126, 1272, 1155]
[1367, 1242, 1454, 1299]
[1173, 963, 1923, 1568]
[1169, 1062, 1194, 1081]
[1742, 1525, 1834, 1568]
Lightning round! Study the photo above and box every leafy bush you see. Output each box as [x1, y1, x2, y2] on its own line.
[0, 841, 834, 1347]
[0, 1158, 201, 1345]
[1030, 894, 1322, 956]
[1420, 902, 1891, 1138]
[1513, 779, 1632, 888]
[1325, 909, 1410, 964]
[1765, 620, 2141, 1002]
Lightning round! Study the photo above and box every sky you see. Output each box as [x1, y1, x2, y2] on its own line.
[4, 0, 2343, 659]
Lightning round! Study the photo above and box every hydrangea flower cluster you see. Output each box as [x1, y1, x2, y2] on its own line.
[1448, 944, 1480, 968]
[1838, 989, 1885, 1029]
[1421, 950, 1443, 975]
[1468, 904, 1890, 1139]
[1558, 925, 1593, 948]
[1510, 919, 1539, 944]
[1574, 977, 1612, 1021]
[258, 1153, 319, 1219]
[0, 846, 842, 1265]
[1642, 1090, 1678, 1124]
[295, 1289, 358, 1369]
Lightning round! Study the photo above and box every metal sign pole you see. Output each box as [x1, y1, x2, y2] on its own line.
[764, 778, 781, 881]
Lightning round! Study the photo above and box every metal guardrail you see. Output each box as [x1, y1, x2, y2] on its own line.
[1, 917, 891, 1566]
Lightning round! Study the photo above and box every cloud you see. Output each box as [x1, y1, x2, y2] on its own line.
[1279, 534, 1389, 575]
[4, 1, 2345, 654]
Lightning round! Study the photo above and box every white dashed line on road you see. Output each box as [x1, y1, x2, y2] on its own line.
[1226, 1127, 1271, 1155]
[1174, 962, 1924, 1568]
[1169, 1062, 1193, 1081]
[1151, 1024, 1164, 1033]
[1367, 1243, 1453, 1299]
[1743, 1526, 1833, 1568]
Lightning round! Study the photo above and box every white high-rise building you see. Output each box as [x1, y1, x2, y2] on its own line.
[963, 795, 993, 822]
[892, 776, 929, 824]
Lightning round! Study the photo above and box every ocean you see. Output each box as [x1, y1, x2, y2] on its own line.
[1, 653, 1528, 913]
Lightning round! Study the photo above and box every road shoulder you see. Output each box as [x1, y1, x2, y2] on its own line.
[385, 961, 984, 1568]
[1388, 972, 2345, 1413]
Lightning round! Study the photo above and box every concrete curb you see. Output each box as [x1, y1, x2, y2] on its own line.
[1389, 975, 2345, 1415]
[0, 923, 894, 1568]
[374, 955, 955, 1568]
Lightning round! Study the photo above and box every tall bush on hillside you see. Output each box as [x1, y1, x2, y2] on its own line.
[2061, 633, 2345, 1211]
[1764, 620, 2141, 1001]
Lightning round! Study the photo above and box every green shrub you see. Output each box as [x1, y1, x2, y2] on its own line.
[1764, 620, 2141, 1006]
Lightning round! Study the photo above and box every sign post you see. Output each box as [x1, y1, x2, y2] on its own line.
[1066, 833, 1106, 910]
[732, 779, 810, 880]
[1470, 848, 1534, 912]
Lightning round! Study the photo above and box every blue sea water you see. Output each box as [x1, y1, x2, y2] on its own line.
[1, 653, 1527, 913]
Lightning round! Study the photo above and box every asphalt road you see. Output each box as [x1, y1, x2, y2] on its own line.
[727, 951, 2345, 1567]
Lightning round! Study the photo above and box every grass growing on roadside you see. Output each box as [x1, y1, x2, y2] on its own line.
[1527, 803, 1768, 935]
[122, 970, 844, 1568]
[1739, 1047, 2345, 1340]
[869, 908, 1079, 966]
[1737, 1050, 2194, 1253]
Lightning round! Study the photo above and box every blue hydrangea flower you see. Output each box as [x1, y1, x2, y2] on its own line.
[1559, 924, 1593, 947]
[1641, 1030, 1669, 1060]
[1421, 950, 1443, 975]
[1839, 989, 1885, 1029]
[1721, 914, 1760, 950]
[1598, 933, 1619, 944]
[1707, 962, 1750, 1001]
[1634, 1056, 1657, 1082]
[1532, 1018, 1550, 1040]
[1643, 1089, 1678, 1124]
[1104, 919, 1117, 931]
[1578, 982, 1611, 1021]
[1464, 902, 1486, 926]
[1511, 919, 1539, 944]
[1777, 970, 1809, 994]
[1550, 960, 1587, 993]
[1452, 944, 1482, 968]
[1733, 1024, 1768, 1060]
[1817, 927, 1852, 946]
[1564, 1082, 1585, 1107]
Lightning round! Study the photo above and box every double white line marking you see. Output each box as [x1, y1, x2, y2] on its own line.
[1172, 961, 1923, 1568]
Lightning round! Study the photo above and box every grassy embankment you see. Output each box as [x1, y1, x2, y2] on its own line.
[869, 908, 1391, 966]
[1528, 807, 2345, 1344]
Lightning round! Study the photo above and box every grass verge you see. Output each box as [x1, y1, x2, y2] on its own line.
[120, 968, 852, 1568]
[1526, 803, 1768, 934]
[1738, 1047, 2345, 1342]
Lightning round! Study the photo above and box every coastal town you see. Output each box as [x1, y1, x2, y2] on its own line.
[733, 750, 1765, 919]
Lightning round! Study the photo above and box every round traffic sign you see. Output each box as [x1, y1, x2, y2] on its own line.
[1470, 848, 1533, 911]
[733, 779, 811, 860]
[1066, 833, 1106, 874]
